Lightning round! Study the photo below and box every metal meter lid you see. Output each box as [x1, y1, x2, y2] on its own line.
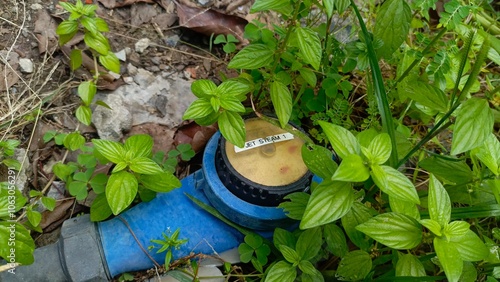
[215, 117, 312, 206]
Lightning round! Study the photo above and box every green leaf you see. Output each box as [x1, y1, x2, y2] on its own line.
[451, 230, 489, 261]
[52, 162, 75, 181]
[264, 261, 296, 282]
[99, 52, 120, 74]
[298, 68, 317, 87]
[84, 32, 109, 55]
[318, 121, 360, 159]
[370, 165, 420, 204]
[238, 243, 254, 263]
[298, 260, 317, 275]
[56, 20, 78, 35]
[27, 208, 42, 227]
[94, 17, 109, 32]
[439, 0, 470, 30]
[89, 173, 108, 194]
[434, 237, 463, 282]
[280, 245, 300, 264]
[78, 80, 97, 106]
[106, 171, 138, 215]
[323, 0, 334, 18]
[341, 202, 374, 250]
[183, 99, 214, 120]
[191, 80, 217, 98]
[124, 134, 154, 159]
[214, 34, 227, 44]
[356, 212, 422, 249]
[300, 181, 354, 229]
[336, 250, 372, 281]
[90, 193, 113, 221]
[451, 98, 494, 155]
[296, 227, 322, 261]
[273, 228, 296, 250]
[374, 0, 411, 59]
[139, 172, 181, 193]
[219, 96, 245, 113]
[218, 80, 253, 99]
[59, 1, 77, 13]
[244, 233, 263, 249]
[474, 133, 500, 175]
[41, 197, 56, 211]
[332, 154, 370, 182]
[228, 44, 274, 69]
[428, 174, 451, 227]
[396, 253, 426, 277]
[402, 80, 449, 112]
[70, 49, 82, 71]
[0, 222, 35, 264]
[335, 0, 350, 13]
[63, 132, 85, 151]
[210, 97, 220, 113]
[290, 27, 321, 70]
[76, 105, 92, 126]
[301, 144, 338, 179]
[323, 223, 348, 258]
[444, 221, 469, 239]
[250, 0, 292, 15]
[92, 139, 126, 164]
[419, 157, 473, 185]
[69, 181, 88, 200]
[364, 133, 392, 164]
[419, 219, 442, 236]
[270, 80, 292, 128]
[218, 111, 245, 148]
[389, 196, 420, 220]
[129, 157, 163, 175]
[0, 188, 26, 217]
[80, 16, 98, 35]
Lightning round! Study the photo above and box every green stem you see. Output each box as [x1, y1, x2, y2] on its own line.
[474, 11, 500, 36]
[350, 0, 398, 167]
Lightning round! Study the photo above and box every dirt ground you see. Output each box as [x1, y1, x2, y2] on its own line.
[0, 0, 258, 279]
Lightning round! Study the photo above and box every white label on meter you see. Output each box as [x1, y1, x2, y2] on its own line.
[234, 133, 295, 153]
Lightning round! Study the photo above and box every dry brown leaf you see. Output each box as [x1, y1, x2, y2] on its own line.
[131, 3, 159, 27]
[34, 9, 58, 54]
[176, 3, 248, 44]
[97, 0, 155, 9]
[40, 199, 75, 231]
[0, 63, 20, 91]
[174, 122, 217, 152]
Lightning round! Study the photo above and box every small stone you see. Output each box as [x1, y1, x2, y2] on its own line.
[115, 49, 127, 62]
[133, 68, 155, 88]
[163, 35, 179, 47]
[151, 56, 161, 65]
[183, 70, 191, 79]
[123, 77, 134, 84]
[19, 58, 33, 73]
[30, 3, 43, 10]
[127, 63, 138, 76]
[147, 66, 160, 72]
[125, 47, 132, 55]
[159, 64, 168, 70]
[135, 38, 150, 53]
[197, 0, 211, 6]
[108, 71, 121, 80]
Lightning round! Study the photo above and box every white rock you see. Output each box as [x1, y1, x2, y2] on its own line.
[115, 49, 127, 62]
[123, 77, 134, 84]
[135, 38, 150, 53]
[19, 58, 33, 73]
[133, 68, 155, 88]
[92, 94, 132, 141]
[30, 3, 43, 10]
[127, 63, 138, 76]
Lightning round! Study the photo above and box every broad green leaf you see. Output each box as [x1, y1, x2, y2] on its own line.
[300, 181, 354, 229]
[301, 144, 338, 179]
[53, 162, 76, 181]
[0, 222, 35, 264]
[27, 208, 42, 227]
[460, 261, 478, 282]
[41, 197, 56, 211]
[250, 0, 292, 15]
[238, 243, 254, 263]
[69, 181, 88, 200]
[78, 80, 97, 106]
[56, 20, 78, 35]
[218, 111, 245, 148]
[451, 98, 494, 155]
[228, 44, 274, 69]
[99, 52, 120, 74]
[335, 0, 350, 13]
[273, 228, 296, 250]
[210, 96, 220, 112]
[318, 121, 360, 159]
[106, 171, 138, 215]
[92, 139, 126, 164]
[124, 134, 154, 159]
[69, 49, 82, 71]
[444, 221, 469, 239]
[84, 32, 109, 55]
[129, 157, 163, 175]
[419, 219, 442, 236]
[63, 132, 85, 151]
[80, 16, 98, 35]
[90, 193, 113, 221]
[419, 157, 473, 185]
[370, 165, 420, 204]
[191, 80, 217, 98]
[290, 27, 321, 70]
[244, 233, 263, 249]
[341, 202, 374, 250]
[139, 172, 181, 193]
[58, 30, 77, 45]
[183, 99, 214, 120]
[296, 227, 322, 261]
[94, 17, 109, 32]
[298, 260, 317, 275]
[323, 223, 348, 258]
[279, 192, 309, 220]
[389, 196, 420, 220]
[280, 245, 300, 264]
[89, 173, 108, 194]
[299, 68, 317, 87]
[434, 237, 463, 282]
[264, 261, 296, 282]
[374, 0, 411, 59]
[451, 230, 489, 261]
[219, 96, 245, 113]
[356, 212, 422, 249]
[363, 133, 391, 164]
[323, 0, 334, 18]
[112, 162, 128, 173]
[218, 80, 253, 98]
[0, 188, 26, 218]
[332, 154, 370, 182]
[396, 253, 426, 277]
[270, 81, 292, 128]
[76, 105, 92, 126]
[403, 80, 448, 112]
[2, 159, 20, 171]
[474, 133, 500, 175]
[59, 1, 77, 13]
[336, 250, 372, 281]
[428, 174, 451, 227]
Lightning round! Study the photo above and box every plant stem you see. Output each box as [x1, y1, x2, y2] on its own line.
[350, 0, 398, 167]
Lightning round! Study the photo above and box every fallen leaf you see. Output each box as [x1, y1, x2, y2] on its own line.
[40, 199, 75, 232]
[34, 9, 58, 54]
[131, 3, 159, 27]
[174, 122, 217, 152]
[176, 3, 248, 44]
[97, 0, 154, 9]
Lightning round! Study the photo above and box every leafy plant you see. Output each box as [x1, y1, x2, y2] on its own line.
[212, 34, 239, 54]
[150, 228, 188, 268]
[238, 233, 271, 273]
